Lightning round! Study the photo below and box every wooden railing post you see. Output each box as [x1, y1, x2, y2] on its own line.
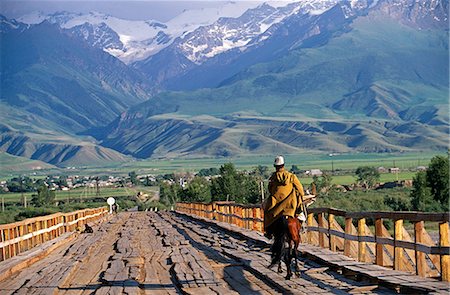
[251, 208, 256, 231]
[1, 229, 5, 261]
[415, 221, 426, 277]
[236, 206, 241, 228]
[358, 218, 366, 262]
[375, 218, 384, 266]
[394, 219, 404, 271]
[258, 208, 263, 232]
[307, 213, 314, 244]
[18, 224, 24, 254]
[440, 221, 449, 281]
[329, 213, 336, 251]
[318, 212, 325, 248]
[344, 217, 353, 257]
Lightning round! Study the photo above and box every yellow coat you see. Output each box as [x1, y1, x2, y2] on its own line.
[263, 168, 304, 229]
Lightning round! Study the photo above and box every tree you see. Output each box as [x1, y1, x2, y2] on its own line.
[129, 171, 139, 185]
[31, 185, 56, 207]
[313, 173, 333, 193]
[238, 174, 260, 204]
[410, 155, 449, 212]
[7, 176, 36, 192]
[410, 171, 439, 211]
[211, 163, 239, 201]
[159, 182, 181, 205]
[210, 163, 260, 203]
[254, 165, 270, 178]
[184, 177, 211, 202]
[355, 166, 380, 188]
[426, 155, 449, 207]
[198, 168, 220, 177]
[290, 165, 301, 175]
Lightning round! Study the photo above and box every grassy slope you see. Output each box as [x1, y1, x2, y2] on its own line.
[0, 152, 58, 177]
[144, 17, 448, 121]
[101, 16, 448, 159]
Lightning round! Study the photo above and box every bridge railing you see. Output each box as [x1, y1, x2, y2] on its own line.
[176, 201, 263, 232]
[176, 202, 450, 282]
[0, 207, 108, 262]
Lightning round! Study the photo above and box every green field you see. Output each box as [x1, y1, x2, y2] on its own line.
[299, 171, 417, 185]
[113, 152, 436, 176]
[0, 186, 159, 204]
[0, 151, 439, 180]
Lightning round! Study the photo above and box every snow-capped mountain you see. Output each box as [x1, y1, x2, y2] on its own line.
[14, 1, 347, 64]
[16, 2, 260, 64]
[175, 1, 344, 65]
[136, 0, 353, 89]
[8, 0, 447, 80]
[0, 14, 29, 33]
[135, 0, 448, 91]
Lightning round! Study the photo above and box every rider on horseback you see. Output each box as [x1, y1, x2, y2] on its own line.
[263, 155, 306, 266]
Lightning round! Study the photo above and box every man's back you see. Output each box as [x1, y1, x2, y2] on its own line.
[264, 167, 304, 229]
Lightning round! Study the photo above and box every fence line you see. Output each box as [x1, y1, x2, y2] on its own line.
[0, 207, 108, 262]
[176, 202, 450, 282]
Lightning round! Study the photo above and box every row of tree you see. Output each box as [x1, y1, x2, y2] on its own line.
[4, 176, 70, 193]
[160, 155, 449, 213]
[160, 163, 262, 205]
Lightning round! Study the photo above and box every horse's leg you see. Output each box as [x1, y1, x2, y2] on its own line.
[278, 232, 287, 273]
[284, 240, 293, 280]
[269, 218, 284, 269]
[293, 240, 300, 277]
[284, 218, 294, 280]
[277, 234, 283, 273]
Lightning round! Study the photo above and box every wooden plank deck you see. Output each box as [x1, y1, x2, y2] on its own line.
[0, 211, 447, 294]
[174, 211, 450, 295]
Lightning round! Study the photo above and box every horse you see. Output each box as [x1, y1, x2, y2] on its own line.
[270, 214, 307, 279]
[269, 187, 316, 280]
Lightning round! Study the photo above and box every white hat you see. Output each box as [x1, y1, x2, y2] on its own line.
[274, 155, 285, 166]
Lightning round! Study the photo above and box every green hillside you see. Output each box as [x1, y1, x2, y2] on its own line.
[0, 152, 58, 178]
[95, 15, 448, 158]
[141, 17, 447, 123]
[0, 21, 151, 166]
[1, 22, 151, 133]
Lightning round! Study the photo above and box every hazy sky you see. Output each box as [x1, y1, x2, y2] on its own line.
[1, 1, 265, 22]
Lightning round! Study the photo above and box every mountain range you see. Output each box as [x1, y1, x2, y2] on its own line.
[0, 0, 448, 166]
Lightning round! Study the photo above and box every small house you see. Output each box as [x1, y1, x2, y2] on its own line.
[310, 169, 323, 176]
[389, 167, 400, 173]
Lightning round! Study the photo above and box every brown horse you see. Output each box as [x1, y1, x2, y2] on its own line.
[272, 216, 304, 279]
[270, 189, 316, 280]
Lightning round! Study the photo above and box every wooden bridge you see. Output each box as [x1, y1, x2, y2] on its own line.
[0, 204, 448, 294]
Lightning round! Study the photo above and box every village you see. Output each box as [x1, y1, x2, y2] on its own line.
[0, 164, 427, 195]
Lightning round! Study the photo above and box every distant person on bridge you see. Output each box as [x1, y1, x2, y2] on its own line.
[263, 155, 305, 267]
